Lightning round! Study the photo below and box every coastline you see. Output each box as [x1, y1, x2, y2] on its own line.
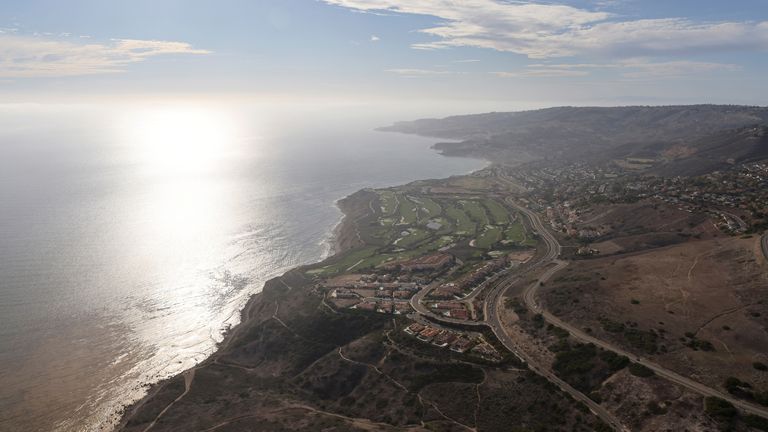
[114, 188, 394, 430]
[115, 158, 491, 431]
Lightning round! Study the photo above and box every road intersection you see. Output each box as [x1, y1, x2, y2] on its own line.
[508, 199, 768, 420]
[409, 197, 768, 430]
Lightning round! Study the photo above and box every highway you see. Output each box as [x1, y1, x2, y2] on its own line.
[484, 265, 629, 431]
[409, 282, 486, 327]
[509, 199, 768, 420]
[409, 197, 627, 430]
[410, 196, 768, 427]
[410, 258, 528, 326]
[484, 200, 627, 431]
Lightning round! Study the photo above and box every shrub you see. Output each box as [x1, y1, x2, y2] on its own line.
[600, 351, 630, 372]
[744, 414, 768, 431]
[628, 363, 654, 378]
[599, 319, 625, 333]
[704, 397, 737, 420]
[756, 391, 768, 407]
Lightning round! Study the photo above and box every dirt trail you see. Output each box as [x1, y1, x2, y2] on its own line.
[473, 370, 487, 428]
[337, 347, 409, 392]
[694, 302, 756, 336]
[200, 404, 428, 432]
[141, 367, 197, 432]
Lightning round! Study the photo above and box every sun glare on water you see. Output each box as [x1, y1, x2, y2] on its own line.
[121, 105, 241, 174]
[114, 104, 250, 254]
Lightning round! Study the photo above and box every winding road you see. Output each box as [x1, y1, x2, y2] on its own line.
[506, 200, 768, 421]
[484, 201, 627, 431]
[410, 197, 627, 430]
[409, 196, 768, 428]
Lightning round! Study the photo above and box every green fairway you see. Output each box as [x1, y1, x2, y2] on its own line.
[414, 196, 442, 218]
[504, 220, 526, 242]
[461, 200, 490, 226]
[378, 191, 398, 216]
[398, 196, 418, 225]
[395, 228, 431, 248]
[504, 220, 538, 246]
[444, 204, 476, 235]
[482, 199, 509, 224]
[312, 246, 379, 276]
[475, 225, 502, 249]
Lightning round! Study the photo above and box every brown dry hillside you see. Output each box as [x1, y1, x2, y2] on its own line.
[543, 236, 768, 393]
[382, 105, 768, 168]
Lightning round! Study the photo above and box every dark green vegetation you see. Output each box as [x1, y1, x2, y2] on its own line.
[551, 342, 629, 394]
[476, 370, 609, 432]
[706, 397, 738, 421]
[682, 333, 716, 352]
[505, 297, 528, 315]
[704, 397, 768, 432]
[599, 318, 661, 354]
[723, 377, 768, 407]
[628, 363, 654, 378]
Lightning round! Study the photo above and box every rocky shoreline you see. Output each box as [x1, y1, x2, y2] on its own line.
[114, 189, 373, 431]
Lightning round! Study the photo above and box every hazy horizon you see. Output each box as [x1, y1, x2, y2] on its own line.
[2, 2, 767, 432]
[0, 0, 767, 106]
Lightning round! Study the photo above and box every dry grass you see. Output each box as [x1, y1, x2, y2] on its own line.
[544, 236, 768, 391]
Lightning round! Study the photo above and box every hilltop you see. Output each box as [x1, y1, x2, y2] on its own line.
[381, 105, 768, 172]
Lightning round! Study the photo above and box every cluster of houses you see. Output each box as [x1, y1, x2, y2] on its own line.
[505, 158, 763, 240]
[501, 162, 626, 199]
[425, 301, 471, 320]
[520, 158, 766, 235]
[545, 203, 605, 239]
[321, 273, 421, 313]
[429, 256, 509, 300]
[352, 300, 412, 315]
[403, 322, 501, 360]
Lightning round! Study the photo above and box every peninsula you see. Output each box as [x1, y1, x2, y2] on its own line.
[119, 106, 768, 432]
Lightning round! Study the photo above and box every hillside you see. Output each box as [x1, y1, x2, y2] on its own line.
[381, 105, 768, 168]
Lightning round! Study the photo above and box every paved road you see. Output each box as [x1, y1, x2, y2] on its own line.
[410, 196, 768, 426]
[407, 198, 627, 429]
[720, 210, 748, 232]
[514, 200, 768, 420]
[409, 281, 487, 327]
[484, 200, 627, 431]
[485, 269, 628, 431]
[410, 258, 525, 326]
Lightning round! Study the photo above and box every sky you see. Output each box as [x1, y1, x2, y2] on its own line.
[1, 0, 767, 107]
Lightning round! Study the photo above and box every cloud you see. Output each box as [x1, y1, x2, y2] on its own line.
[323, 0, 768, 59]
[494, 69, 589, 78]
[370, 35, 381, 42]
[0, 35, 210, 78]
[452, 59, 480, 63]
[385, 68, 459, 76]
[618, 60, 741, 78]
[496, 59, 740, 78]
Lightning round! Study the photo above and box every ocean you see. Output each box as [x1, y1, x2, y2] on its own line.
[0, 101, 486, 431]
